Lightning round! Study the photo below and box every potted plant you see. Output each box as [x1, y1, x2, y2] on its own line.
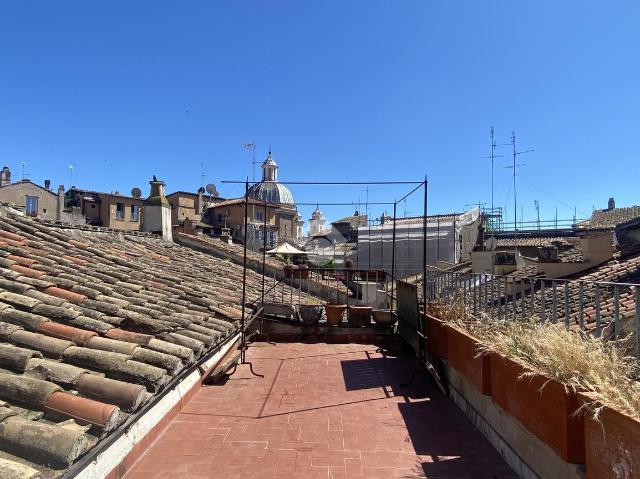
[299, 299, 323, 326]
[324, 303, 346, 326]
[372, 309, 397, 326]
[348, 305, 372, 327]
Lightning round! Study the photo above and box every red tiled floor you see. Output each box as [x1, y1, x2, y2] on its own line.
[124, 343, 516, 478]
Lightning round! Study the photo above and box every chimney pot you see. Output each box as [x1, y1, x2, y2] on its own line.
[44, 179, 51, 190]
[608, 197, 615, 210]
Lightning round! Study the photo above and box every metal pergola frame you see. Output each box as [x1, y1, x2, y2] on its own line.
[220, 177, 429, 378]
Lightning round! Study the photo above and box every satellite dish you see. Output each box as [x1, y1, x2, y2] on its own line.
[205, 183, 219, 197]
[485, 237, 497, 251]
[131, 187, 142, 198]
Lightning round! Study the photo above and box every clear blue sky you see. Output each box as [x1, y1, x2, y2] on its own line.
[1, 2, 638, 228]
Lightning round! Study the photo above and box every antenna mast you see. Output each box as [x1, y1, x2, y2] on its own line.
[242, 143, 257, 183]
[505, 131, 533, 245]
[490, 127, 495, 213]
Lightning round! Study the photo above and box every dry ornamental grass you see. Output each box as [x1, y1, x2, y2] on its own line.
[427, 295, 640, 421]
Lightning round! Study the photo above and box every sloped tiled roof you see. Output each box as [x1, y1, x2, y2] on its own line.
[588, 206, 640, 229]
[495, 236, 571, 248]
[497, 251, 640, 335]
[175, 232, 283, 270]
[0, 208, 318, 477]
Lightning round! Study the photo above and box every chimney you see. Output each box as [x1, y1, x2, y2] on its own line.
[141, 176, 172, 241]
[608, 197, 615, 210]
[56, 185, 65, 221]
[0, 166, 11, 187]
[44, 179, 51, 190]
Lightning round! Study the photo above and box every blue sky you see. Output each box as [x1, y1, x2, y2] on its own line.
[1, 2, 638, 228]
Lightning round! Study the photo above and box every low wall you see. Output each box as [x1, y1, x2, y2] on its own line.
[443, 361, 585, 479]
[258, 318, 394, 345]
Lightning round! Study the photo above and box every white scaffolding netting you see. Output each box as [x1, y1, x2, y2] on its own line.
[356, 208, 480, 279]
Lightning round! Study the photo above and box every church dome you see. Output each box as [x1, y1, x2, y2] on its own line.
[248, 152, 295, 205]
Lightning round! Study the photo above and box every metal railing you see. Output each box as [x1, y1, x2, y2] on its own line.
[422, 270, 640, 361]
[247, 267, 394, 316]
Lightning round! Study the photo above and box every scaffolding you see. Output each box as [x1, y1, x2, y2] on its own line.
[356, 208, 481, 279]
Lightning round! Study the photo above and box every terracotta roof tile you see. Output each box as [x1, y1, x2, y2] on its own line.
[0, 206, 322, 474]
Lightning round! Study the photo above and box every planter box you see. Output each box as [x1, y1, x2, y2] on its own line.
[446, 326, 491, 395]
[348, 306, 372, 327]
[490, 352, 585, 464]
[263, 302, 296, 320]
[324, 303, 346, 326]
[299, 305, 323, 326]
[424, 314, 448, 359]
[581, 393, 640, 478]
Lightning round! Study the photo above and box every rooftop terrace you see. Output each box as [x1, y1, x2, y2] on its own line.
[122, 342, 516, 479]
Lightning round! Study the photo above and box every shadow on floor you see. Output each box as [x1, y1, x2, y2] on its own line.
[341, 353, 517, 479]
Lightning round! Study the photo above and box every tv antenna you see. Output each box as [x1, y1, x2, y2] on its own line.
[505, 131, 533, 238]
[200, 162, 206, 189]
[68, 164, 74, 187]
[20, 162, 27, 181]
[242, 143, 257, 183]
[484, 127, 508, 215]
[534, 200, 540, 230]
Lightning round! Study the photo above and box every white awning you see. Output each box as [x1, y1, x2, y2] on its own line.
[266, 242, 307, 255]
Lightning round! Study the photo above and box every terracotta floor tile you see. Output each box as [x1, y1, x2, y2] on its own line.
[123, 342, 515, 479]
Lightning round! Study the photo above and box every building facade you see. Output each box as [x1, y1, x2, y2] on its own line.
[0, 166, 61, 220]
[65, 188, 144, 231]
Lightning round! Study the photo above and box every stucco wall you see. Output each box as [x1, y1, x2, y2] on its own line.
[0, 182, 58, 220]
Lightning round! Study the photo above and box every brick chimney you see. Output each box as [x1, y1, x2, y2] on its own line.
[142, 176, 172, 241]
[608, 197, 615, 210]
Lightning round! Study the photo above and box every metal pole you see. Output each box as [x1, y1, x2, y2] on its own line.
[241, 180, 249, 362]
[578, 282, 584, 330]
[635, 286, 639, 364]
[595, 284, 601, 337]
[540, 280, 546, 323]
[422, 177, 428, 309]
[552, 280, 558, 324]
[391, 201, 397, 311]
[614, 286, 620, 341]
[262, 200, 267, 308]
[512, 276, 516, 320]
[564, 282, 570, 330]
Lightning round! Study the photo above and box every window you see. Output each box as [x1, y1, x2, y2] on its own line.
[130, 204, 139, 221]
[256, 211, 264, 221]
[115, 202, 125, 220]
[25, 196, 38, 216]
